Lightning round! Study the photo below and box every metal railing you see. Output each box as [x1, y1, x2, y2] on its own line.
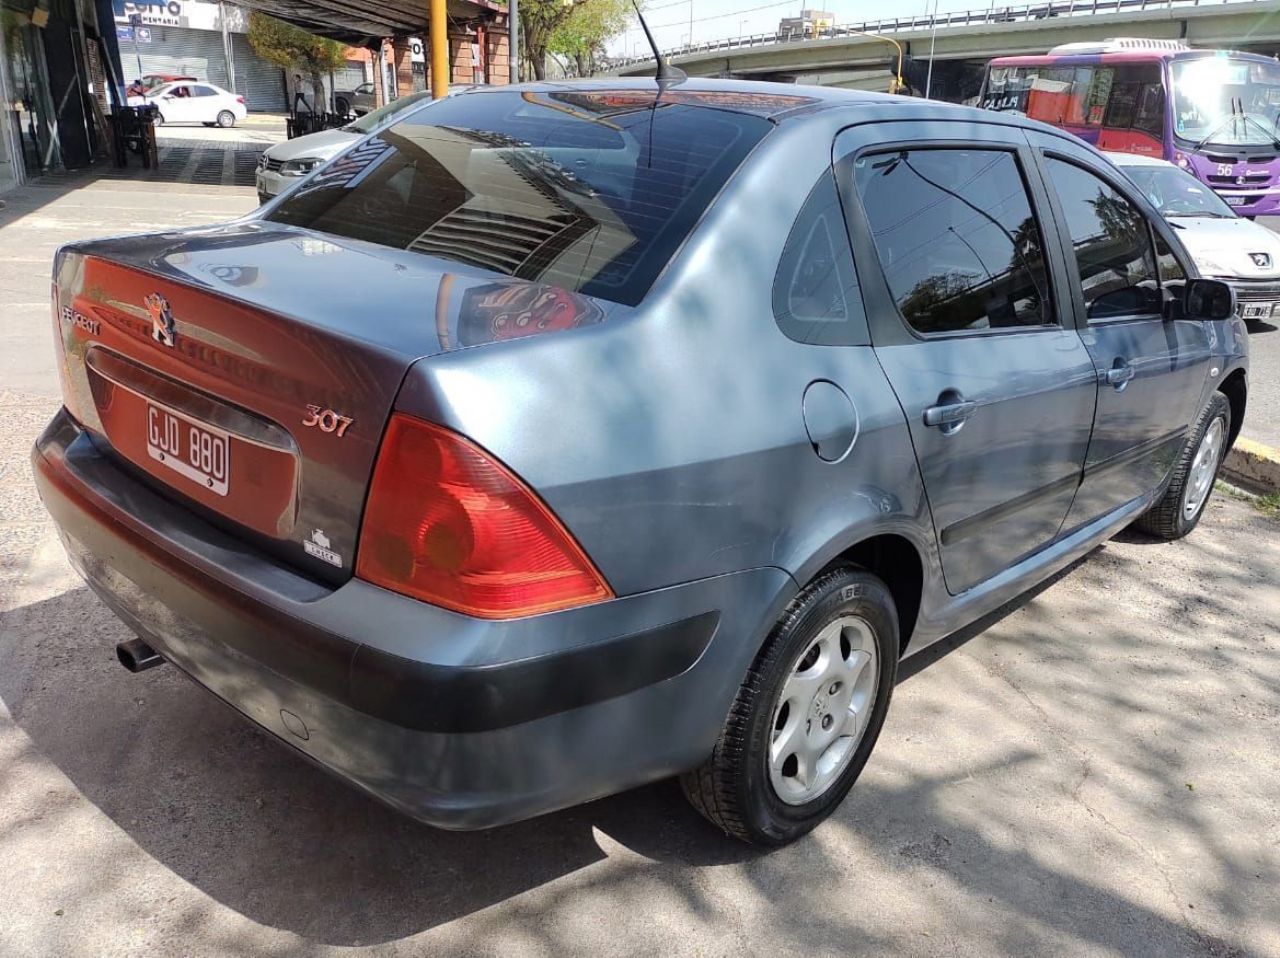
[610, 0, 1266, 69]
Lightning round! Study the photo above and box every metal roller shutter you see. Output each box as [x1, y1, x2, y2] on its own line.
[231, 34, 287, 112]
[129, 26, 229, 89]
[337, 63, 366, 90]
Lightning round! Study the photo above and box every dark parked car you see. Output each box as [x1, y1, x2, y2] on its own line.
[333, 81, 375, 116]
[35, 80, 1247, 846]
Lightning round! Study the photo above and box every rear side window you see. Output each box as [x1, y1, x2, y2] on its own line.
[772, 171, 864, 345]
[855, 148, 1057, 335]
[1046, 158, 1161, 319]
[266, 90, 772, 307]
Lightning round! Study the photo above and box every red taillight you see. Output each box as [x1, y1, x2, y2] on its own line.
[236, 95, 245, 104]
[356, 414, 612, 618]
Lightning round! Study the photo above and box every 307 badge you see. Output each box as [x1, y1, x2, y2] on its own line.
[302, 405, 353, 437]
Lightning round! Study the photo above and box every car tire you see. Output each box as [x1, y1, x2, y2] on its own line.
[216, 110, 236, 128]
[152, 112, 164, 127]
[681, 566, 899, 846]
[335, 97, 350, 116]
[1134, 391, 1231, 541]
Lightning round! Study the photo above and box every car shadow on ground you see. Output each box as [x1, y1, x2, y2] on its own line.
[1, 526, 1273, 954]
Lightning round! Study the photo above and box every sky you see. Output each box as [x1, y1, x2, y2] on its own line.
[606, 0, 988, 57]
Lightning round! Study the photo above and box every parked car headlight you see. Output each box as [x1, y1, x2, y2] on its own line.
[280, 158, 322, 177]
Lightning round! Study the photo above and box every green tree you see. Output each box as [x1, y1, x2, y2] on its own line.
[519, 0, 592, 81]
[247, 12, 347, 113]
[549, 0, 631, 77]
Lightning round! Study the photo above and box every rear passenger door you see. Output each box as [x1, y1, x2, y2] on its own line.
[836, 123, 1098, 595]
[1026, 135, 1213, 529]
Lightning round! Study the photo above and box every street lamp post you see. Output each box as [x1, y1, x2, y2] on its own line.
[845, 29, 907, 94]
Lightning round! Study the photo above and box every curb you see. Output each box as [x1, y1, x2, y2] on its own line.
[1223, 437, 1280, 495]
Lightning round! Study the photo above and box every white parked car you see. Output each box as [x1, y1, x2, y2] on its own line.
[1108, 152, 1280, 323]
[129, 81, 247, 128]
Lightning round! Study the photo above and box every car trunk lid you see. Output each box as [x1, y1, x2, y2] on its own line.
[53, 222, 616, 584]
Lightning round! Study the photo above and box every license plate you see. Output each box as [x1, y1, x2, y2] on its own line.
[1224, 195, 1248, 207]
[146, 403, 230, 496]
[1241, 302, 1277, 319]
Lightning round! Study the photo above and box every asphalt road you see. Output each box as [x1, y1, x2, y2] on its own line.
[1, 169, 1278, 958]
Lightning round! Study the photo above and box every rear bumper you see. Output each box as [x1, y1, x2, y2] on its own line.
[33, 409, 793, 828]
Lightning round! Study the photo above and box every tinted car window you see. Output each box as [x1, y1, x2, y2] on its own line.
[266, 90, 772, 307]
[773, 171, 864, 345]
[1047, 158, 1161, 319]
[1155, 234, 1186, 284]
[855, 148, 1056, 335]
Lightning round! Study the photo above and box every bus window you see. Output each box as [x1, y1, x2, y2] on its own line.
[1027, 68, 1075, 124]
[1084, 68, 1114, 126]
[1134, 84, 1165, 137]
[982, 66, 1037, 113]
[1066, 68, 1094, 125]
[1099, 64, 1165, 153]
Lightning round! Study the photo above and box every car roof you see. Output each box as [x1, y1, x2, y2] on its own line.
[468, 77, 1010, 125]
[1102, 151, 1175, 168]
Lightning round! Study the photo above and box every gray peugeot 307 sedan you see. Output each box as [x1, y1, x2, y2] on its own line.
[34, 79, 1247, 845]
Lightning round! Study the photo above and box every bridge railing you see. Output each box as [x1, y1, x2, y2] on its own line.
[611, 0, 1253, 69]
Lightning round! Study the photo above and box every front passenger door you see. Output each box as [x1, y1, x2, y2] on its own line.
[1032, 145, 1214, 530]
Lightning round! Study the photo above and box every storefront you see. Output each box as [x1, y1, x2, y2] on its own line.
[114, 0, 288, 111]
[2, 0, 114, 186]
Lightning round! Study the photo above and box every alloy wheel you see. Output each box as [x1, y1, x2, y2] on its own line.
[768, 614, 879, 805]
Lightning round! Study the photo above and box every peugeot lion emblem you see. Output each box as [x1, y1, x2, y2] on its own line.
[1250, 252, 1272, 268]
[144, 292, 176, 347]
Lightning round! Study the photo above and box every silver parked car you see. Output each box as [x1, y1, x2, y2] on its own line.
[36, 80, 1246, 846]
[256, 90, 435, 203]
[1107, 151, 1280, 323]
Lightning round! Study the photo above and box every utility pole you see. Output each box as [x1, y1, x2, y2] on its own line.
[924, 0, 938, 98]
[510, 0, 520, 83]
[218, 2, 236, 95]
[430, 0, 449, 97]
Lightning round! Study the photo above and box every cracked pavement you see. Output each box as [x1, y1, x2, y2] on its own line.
[1, 163, 1278, 958]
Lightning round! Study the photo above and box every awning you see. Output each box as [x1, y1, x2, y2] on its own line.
[231, 0, 504, 45]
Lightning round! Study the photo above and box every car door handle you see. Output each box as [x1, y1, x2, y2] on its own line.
[1105, 362, 1136, 387]
[923, 399, 978, 428]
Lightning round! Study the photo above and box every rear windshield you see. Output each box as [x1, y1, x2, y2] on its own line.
[265, 90, 772, 306]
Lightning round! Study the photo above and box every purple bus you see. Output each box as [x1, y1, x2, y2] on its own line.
[981, 39, 1280, 217]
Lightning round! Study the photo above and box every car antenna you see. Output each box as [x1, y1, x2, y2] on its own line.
[632, 0, 686, 88]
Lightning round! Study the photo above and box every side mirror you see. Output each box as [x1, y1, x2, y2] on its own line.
[1183, 278, 1235, 321]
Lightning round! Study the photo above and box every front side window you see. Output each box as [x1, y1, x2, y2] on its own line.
[1046, 158, 1160, 320]
[855, 148, 1056, 335]
[772, 171, 864, 345]
[1155, 235, 1187, 284]
[267, 90, 772, 307]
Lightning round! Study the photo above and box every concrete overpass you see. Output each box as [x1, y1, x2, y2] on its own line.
[609, 0, 1280, 101]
